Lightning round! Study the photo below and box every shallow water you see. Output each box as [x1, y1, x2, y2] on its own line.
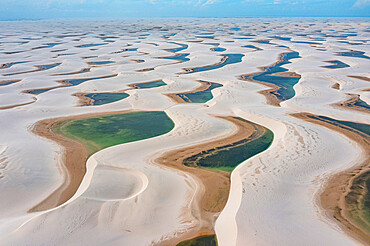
[134, 80, 167, 89]
[186, 54, 244, 74]
[160, 53, 190, 62]
[323, 60, 350, 69]
[178, 82, 222, 103]
[85, 92, 129, 106]
[337, 50, 370, 60]
[354, 98, 370, 110]
[250, 51, 301, 101]
[165, 42, 188, 53]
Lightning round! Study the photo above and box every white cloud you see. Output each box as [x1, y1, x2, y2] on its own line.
[353, 0, 370, 7]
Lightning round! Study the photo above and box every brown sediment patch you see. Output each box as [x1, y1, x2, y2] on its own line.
[240, 73, 281, 107]
[131, 59, 145, 63]
[73, 92, 95, 106]
[332, 82, 340, 90]
[165, 80, 213, 104]
[348, 75, 370, 83]
[0, 99, 36, 110]
[52, 68, 90, 76]
[3, 63, 61, 76]
[334, 93, 370, 114]
[292, 112, 370, 245]
[155, 116, 257, 245]
[136, 67, 154, 72]
[29, 110, 136, 212]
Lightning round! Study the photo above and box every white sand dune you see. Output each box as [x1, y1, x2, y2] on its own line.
[0, 18, 369, 245]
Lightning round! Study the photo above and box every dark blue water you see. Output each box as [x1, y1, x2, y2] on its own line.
[249, 52, 301, 101]
[163, 33, 177, 39]
[196, 36, 215, 39]
[0, 80, 21, 86]
[271, 36, 291, 41]
[213, 47, 226, 52]
[27, 88, 54, 95]
[160, 53, 189, 62]
[186, 54, 244, 74]
[124, 48, 138, 52]
[337, 50, 370, 60]
[254, 40, 271, 44]
[134, 80, 166, 89]
[85, 92, 129, 106]
[323, 60, 350, 69]
[231, 28, 241, 31]
[1, 61, 27, 69]
[165, 42, 188, 53]
[178, 82, 223, 103]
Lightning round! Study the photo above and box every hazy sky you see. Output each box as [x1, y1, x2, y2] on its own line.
[1, 0, 370, 20]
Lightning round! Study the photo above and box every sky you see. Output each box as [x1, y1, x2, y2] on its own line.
[1, 0, 369, 20]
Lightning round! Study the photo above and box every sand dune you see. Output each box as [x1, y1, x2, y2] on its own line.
[0, 18, 369, 245]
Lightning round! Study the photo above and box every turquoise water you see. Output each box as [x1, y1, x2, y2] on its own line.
[178, 82, 222, 103]
[354, 99, 370, 110]
[249, 52, 301, 101]
[134, 80, 167, 89]
[186, 54, 244, 74]
[323, 60, 350, 69]
[85, 92, 129, 106]
[88, 61, 115, 65]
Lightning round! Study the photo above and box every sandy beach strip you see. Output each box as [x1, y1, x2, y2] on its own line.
[292, 112, 370, 245]
[334, 94, 370, 114]
[0, 100, 36, 110]
[165, 80, 214, 104]
[154, 116, 261, 245]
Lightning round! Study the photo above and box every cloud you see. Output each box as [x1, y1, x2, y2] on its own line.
[353, 0, 370, 7]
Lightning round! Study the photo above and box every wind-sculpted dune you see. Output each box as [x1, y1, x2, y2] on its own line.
[0, 18, 369, 246]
